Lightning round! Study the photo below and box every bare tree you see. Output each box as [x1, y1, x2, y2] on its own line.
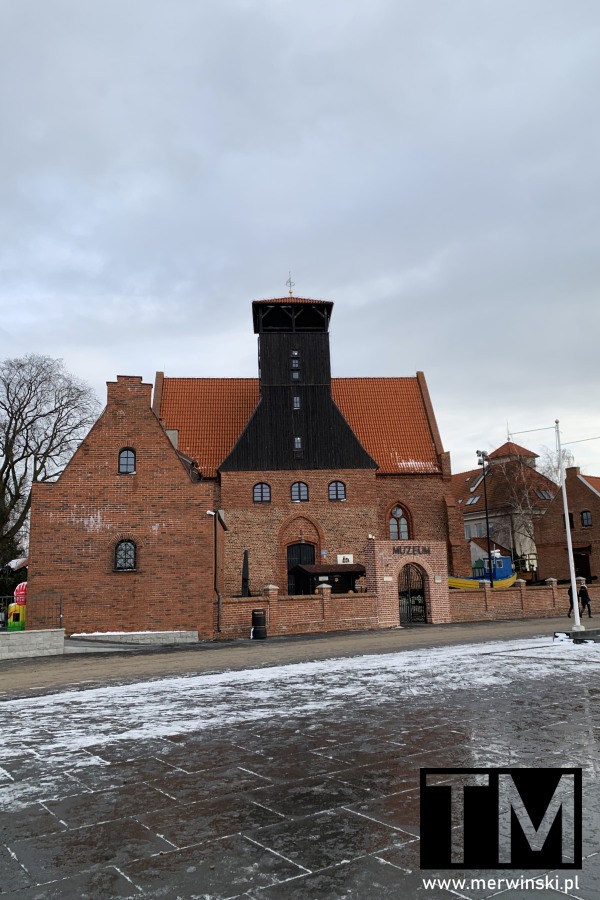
[0, 355, 100, 564]
[537, 445, 575, 484]
[485, 457, 558, 573]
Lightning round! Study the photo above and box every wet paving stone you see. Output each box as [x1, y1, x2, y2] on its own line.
[2, 866, 143, 898]
[151, 739, 267, 774]
[85, 738, 184, 764]
[0, 803, 66, 845]
[1, 772, 87, 813]
[249, 807, 414, 872]
[44, 783, 176, 829]
[328, 759, 418, 796]
[0, 842, 34, 892]
[146, 765, 274, 804]
[236, 748, 351, 782]
[251, 774, 371, 818]
[136, 793, 286, 848]
[122, 833, 306, 897]
[345, 790, 421, 837]
[67, 756, 179, 792]
[8, 819, 173, 882]
[244, 854, 458, 899]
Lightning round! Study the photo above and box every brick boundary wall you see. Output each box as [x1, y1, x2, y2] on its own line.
[446, 579, 599, 623]
[216, 585, 380, 639]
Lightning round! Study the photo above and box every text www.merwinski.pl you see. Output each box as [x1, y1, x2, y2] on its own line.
[422, 875, 580, 893]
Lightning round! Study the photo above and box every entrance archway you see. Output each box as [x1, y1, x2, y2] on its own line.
[287, 543, 315, 594]
[399, 564, 427, 624]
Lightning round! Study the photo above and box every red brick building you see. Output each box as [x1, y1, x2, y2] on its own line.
[536, 467, 600, 582]
[450, 442, 557, 578]
[29, 297, 466, 637]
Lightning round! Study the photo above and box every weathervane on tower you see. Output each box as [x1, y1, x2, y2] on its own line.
[286, 272, 295, 296]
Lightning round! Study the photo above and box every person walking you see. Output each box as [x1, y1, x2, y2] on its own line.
[580, 583, 592, 618]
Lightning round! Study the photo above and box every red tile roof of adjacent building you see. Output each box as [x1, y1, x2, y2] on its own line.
[158, 376, 441, 477]
[450, 452, 558, 511]
[581, 474, 600, 495]
[488, 441, 538, 460]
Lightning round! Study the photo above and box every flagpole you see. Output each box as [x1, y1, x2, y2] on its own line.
[556, 420, 583, 631]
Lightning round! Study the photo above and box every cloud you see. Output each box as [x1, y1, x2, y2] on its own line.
[1, 0, 599, 473]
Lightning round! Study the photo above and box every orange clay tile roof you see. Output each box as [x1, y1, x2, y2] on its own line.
[581, 474, 600, 495]
[488, 441, 538, 460]
[331, 378, 440, 475]
[158, 377, 441, 477]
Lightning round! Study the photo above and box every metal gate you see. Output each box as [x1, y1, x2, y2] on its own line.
[287, 543, 315, 594]
[399, 564, 426, 624]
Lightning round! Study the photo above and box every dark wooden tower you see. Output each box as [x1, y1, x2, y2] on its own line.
[220, 298, 377, 471]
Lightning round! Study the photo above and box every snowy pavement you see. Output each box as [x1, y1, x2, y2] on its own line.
[1, 636, 599, 899]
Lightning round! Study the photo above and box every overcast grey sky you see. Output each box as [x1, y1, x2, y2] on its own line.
[1, 0, 599, 474]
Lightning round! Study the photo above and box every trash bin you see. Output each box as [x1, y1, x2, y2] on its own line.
[251, 608, 267, 640]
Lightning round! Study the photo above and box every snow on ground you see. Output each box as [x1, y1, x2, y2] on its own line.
[0, 637, 597, 758]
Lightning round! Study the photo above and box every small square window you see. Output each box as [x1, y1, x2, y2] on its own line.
[291, 371, 300, 380]
[291, 358, 300, 368]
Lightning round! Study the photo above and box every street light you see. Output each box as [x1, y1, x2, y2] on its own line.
[476, 450, 494, 589]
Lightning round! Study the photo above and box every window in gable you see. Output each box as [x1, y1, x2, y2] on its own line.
[582, 510, 592, 527]
[118, 448, 136, 474]
[115, 540, 136, 571]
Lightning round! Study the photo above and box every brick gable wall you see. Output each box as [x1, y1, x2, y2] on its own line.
[535, 467, 600, 581]
[28, 377, 217, 637]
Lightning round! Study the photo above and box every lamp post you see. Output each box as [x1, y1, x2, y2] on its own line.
[477, 450, 494, 589]
[556, 420, 583, 631]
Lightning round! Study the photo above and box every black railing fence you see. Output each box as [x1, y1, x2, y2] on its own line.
[0, 594, 63, 631]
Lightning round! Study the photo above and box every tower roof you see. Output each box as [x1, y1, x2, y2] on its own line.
[488, 441, 538, 460]
[252, 297, 333, 333]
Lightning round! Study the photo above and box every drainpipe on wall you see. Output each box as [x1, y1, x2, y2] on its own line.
[207, 510, 227, 633]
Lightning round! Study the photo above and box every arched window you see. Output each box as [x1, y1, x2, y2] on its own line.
[253, 483, 271, 503]
[115, 540, 136, 571]
[582, 510, 592, 527]
[118, 448, 136, 474]
[389, 505, 409, 540]
[291, 482, 309, 502]
[328, 481, 346, 501]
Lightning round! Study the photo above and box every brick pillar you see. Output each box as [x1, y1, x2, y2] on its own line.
[262, 584, 279, 632]
[479, 581, 489, 614]
[316, 583, 332, 627]
[515, 578, 526, 612]
[545, 578, 558, 610]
